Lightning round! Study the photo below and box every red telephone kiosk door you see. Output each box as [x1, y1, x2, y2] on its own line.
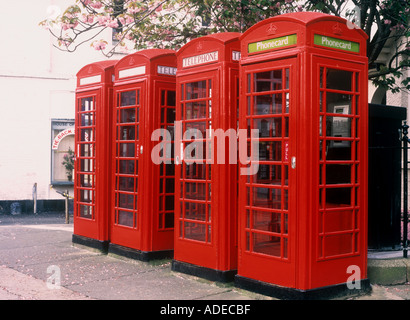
[109, 49, 177, 260]
[172, 33, 240, 282]
[238, 58, 297, 288]
[73, 60, 117, 251]
[236, 12, 369, 299]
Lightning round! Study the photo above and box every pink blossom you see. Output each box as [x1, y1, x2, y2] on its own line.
[107, 19, 119, 28]
[92, 40, 107, 50]
[127, 6, 141, 14]
[61, 21, 78, 30]
[90, 1, 103, 9]
[155, 3, 163, 12]
[118, 17, 126, 25]
[81, 14, 94, 24]
[125, 15, 134, 24]
[96, 15, 109, 26]
[384, 19, 391, 24]
[118, 44, 129, 53]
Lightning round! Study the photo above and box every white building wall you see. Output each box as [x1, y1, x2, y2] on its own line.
[0, 0, 121, 202]
[0, 1, 407, 203]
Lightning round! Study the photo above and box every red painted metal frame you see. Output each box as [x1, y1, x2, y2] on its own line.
[110, 49, 177, 253]
[238, 12, 368, 290]
[74, 60, 117, 242]
[174, 33, 241, 274]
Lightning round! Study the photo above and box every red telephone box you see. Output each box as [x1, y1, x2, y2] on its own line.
[109, 49, 177, 261]
[235, 12, 370, 299]
[73, 60, 117, 251]
[172, 33, 241, 281]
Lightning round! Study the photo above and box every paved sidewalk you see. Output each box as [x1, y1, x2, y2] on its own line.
[0, 213, 408, 301]
[0, 213, 266, 300]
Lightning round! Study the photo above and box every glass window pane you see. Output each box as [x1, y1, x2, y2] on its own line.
[324, 233, 353, 257]
[325, 187, 351, 207]
[185, 182, 206, 200]
[254, 70, 282, 92]
[186, 81, 207, 100]
[119, 143, 135, 157]
[185, 202, 206, 221]
[119, 108, 136, 123]
[324, 210, 353, 233]
[118, 193, 134, 209]
[167, 90, 176, 106]
[80, 144, 93, 157]
[254, 118, 282, 137]
[80, 189, 93, 203]
[165, 213, 174, 228]
[119, 160, 135, 174]
[184, 221, 206, 242]
[165, 163, 174, 176]
[120, 91, 136, 106]
[326, 116, 352, 138]
[254, 164, 282, 185]
[326, 93, 352, 114]
[81, 113, 94, 126]
[185, 163, 206, 180]
[81, 128, 94, 142]
[118, 210, 133, 227]
[80, 205, 92, 218]
[167, 108, 176, 123]
[118, 176, 134, 192]
[81, 97, 94, 111]
[252, 187, 281, 209]
[258, 141, 282, 161]
[161, 90, 165, 106]
[326, 69, 352, 91]
[80, 174, 93, 187]
[253, 233, 281, 257]
[165, 195, 174, 210]
[326, 164, 351, 184]
[119, 125, 135, 140]
[254, 94, 282, 115]
[80, 159, 92, 172]
[165, 178, 174, 193]
[184, 101, 207, 119]
[326, 140, 351, 161]
[283, 189, 288, 211]
[320, 67, 324, 88]
[252, 210, 281, 233]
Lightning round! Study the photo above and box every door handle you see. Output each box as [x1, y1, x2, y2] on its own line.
[291, 156, 296, 169]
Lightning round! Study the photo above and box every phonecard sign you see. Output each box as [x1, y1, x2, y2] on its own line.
[314, 34, 360, 53]
[248, 34, 297, 54]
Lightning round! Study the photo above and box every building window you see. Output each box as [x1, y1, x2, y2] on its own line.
[51, 119, 75, 185]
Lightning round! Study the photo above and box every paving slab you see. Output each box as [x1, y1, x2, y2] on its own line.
[0, 213, 408, 301]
